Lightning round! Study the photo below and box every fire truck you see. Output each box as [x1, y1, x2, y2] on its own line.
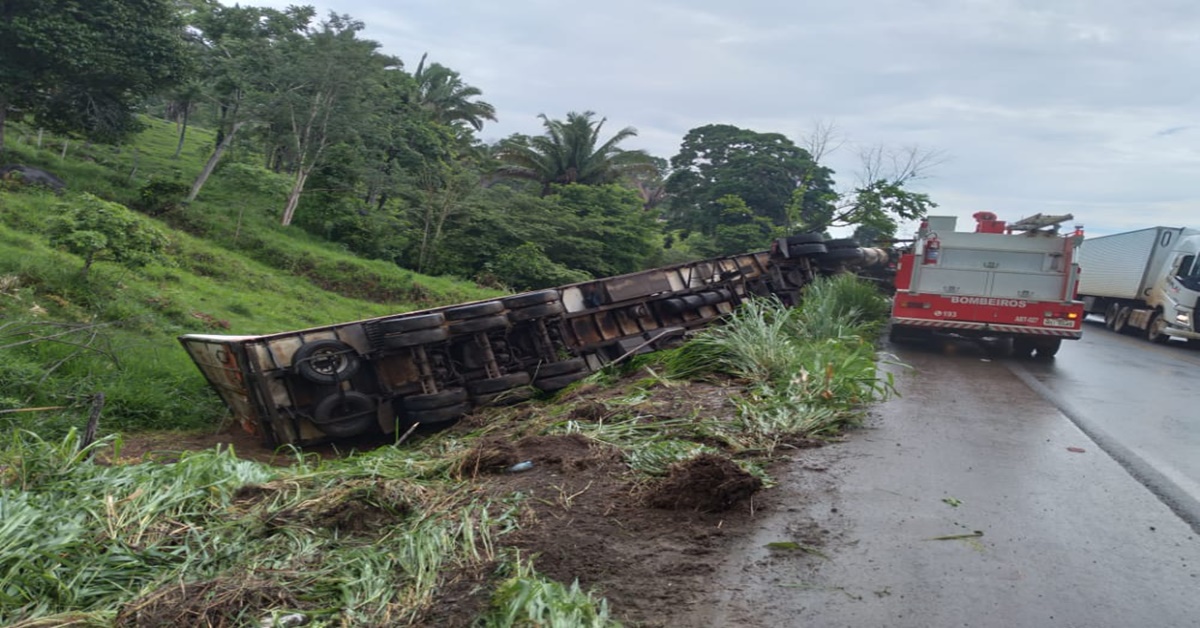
[889, 212, 1085, 357]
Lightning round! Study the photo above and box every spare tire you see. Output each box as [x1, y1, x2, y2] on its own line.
[312, 391, 377, 438]
[292, 339, 361, 384]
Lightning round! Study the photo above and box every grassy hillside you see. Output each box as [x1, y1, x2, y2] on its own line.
[0, 117, 501, 436]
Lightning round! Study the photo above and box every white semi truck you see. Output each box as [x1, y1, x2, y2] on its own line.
[1076, 226, 1200, 343]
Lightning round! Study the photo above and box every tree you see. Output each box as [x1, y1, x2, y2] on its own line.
[410, 54, 497, 135]
[808, 144, 943, 234]
[495, 111, 655, 196]
[540, 184, 659, 278]
[711, 195, 777, 255]
[263, 14, 391, 226]
[665, 124, 835, 237]
[48, 194, 170, 276]
[184, 3, 314, 202]
[0, 0, 191, 152]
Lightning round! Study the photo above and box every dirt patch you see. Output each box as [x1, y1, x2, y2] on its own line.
[645, 453, 764, 513]
[111, 376, 829, 627]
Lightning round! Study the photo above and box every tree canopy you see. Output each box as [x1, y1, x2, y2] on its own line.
[0, 0, 191, 151]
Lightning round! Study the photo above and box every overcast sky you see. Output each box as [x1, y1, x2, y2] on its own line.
[252, 0, 1200, 237]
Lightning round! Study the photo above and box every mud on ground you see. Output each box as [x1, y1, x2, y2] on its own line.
[112, 376, 835, 627]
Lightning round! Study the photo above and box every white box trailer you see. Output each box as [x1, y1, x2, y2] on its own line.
[1077, 226, 1200, 343]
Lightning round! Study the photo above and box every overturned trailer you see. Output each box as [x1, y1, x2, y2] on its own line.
[179, 235, 886, 447]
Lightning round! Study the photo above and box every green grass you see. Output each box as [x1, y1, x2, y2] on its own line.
[0, 118, 501, 436]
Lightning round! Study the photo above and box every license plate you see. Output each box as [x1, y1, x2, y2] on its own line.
[1042, 318, 1074, 327]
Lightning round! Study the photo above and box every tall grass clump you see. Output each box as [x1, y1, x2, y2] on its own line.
[0, 432, 525, 626]
[663, 275, 895, 444]
[482, 556, 617, 628]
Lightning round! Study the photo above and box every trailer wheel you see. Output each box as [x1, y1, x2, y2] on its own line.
[406, 402, 470, 424]
[403, 388, 468, 411]
[502, 290, 559, 309]
[381, 327, 449, 349]
[312, 392, 377, 438]
[818, 248, 863, 262]
[448, 314, 509, 334]
[788, 243, 828, 257]
[786, 233, 825, 246]
[1146, 312, 1170, 344]
[1034, 338, 1062, 358]
[508, 302, 565, 322]
[823, 238, 860, 249]
[471, 386, 535, 407]
[376, 312, 445, 334]
[466, 372, 532, 395]
[1012, 337, 1036, 359]
[444, 301, 506, 320]
[532, 357, 588, 379]
[292, 339, 361, 384]
[536, 370, 591, 392]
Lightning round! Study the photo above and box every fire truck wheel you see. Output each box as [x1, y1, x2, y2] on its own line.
[406, 402, 470, 424]
[403, 388, 468, 411]
[312, 392, 377, 438]
[1146, 312, 1170, 344]
[444, 301, 505, 320]
[381, 327, 449, 349]
[471, 386, 535, 407]
[376, 312, 445, 334]
[508, 302, 565, 322]
[466, 372, 532, 395]
[533, 357, 587, 379]
[788, 243, 828, 257]
[1104, 303, 1121, 329]
[1012, 337, 1036, 359]
[786, 233, 825, 246]
[1112, 307, 1131, 334]
[823, 238, 860, 249]
[535, 370, 591, 392]
[292, 339, 361, 384]
[448, 314, 510, 334]
[1034, 338, 1062, 358]
[502, 290, 559, 309]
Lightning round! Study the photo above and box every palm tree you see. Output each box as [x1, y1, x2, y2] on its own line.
[411, 53, 497, 133]
[495, 111, 655, 196]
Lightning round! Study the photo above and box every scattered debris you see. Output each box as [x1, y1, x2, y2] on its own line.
[1067, 446, 1086, 453]
[928, 531, 984, 541]
[942, 497, 962, 507]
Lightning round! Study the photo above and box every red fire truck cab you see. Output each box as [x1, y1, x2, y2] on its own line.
[890, 212, 1085, 357]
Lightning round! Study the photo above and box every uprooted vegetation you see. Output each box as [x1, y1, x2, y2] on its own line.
[0, 277, 894, 627]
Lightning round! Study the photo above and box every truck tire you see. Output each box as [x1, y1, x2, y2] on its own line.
[788, 243, 828, 257]
[823, 238, 859, 249]
[312, 392, 377, 438]
[502, 290, 559, 309]
[381, 327, 449, 349]
[786, 233, 825, 246]
[818, 248, 863, 262]
[470, 386, 535, 407]
[1146, 311, 1170, 344]
[532, 357, 587, 379]
[1112, 306, 1131, 334]
[465, 372, 532, 395]
[1012, 337, 1036, 359]
[444, 301, 505, 321]
[508, 302, 565, 322]
[535, 370, 590, 392]
[403, 388, 468, 411]
[1104, 303, 1121, 330]
[448, 314, 509, 334]
[406, 402, 470, 424]
[292, 339, 361, 384]
[1034, 338, 1062, 358]
[376, 312, 444, 334]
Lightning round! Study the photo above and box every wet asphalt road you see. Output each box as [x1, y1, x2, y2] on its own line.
[691, 326, 1200, 628]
